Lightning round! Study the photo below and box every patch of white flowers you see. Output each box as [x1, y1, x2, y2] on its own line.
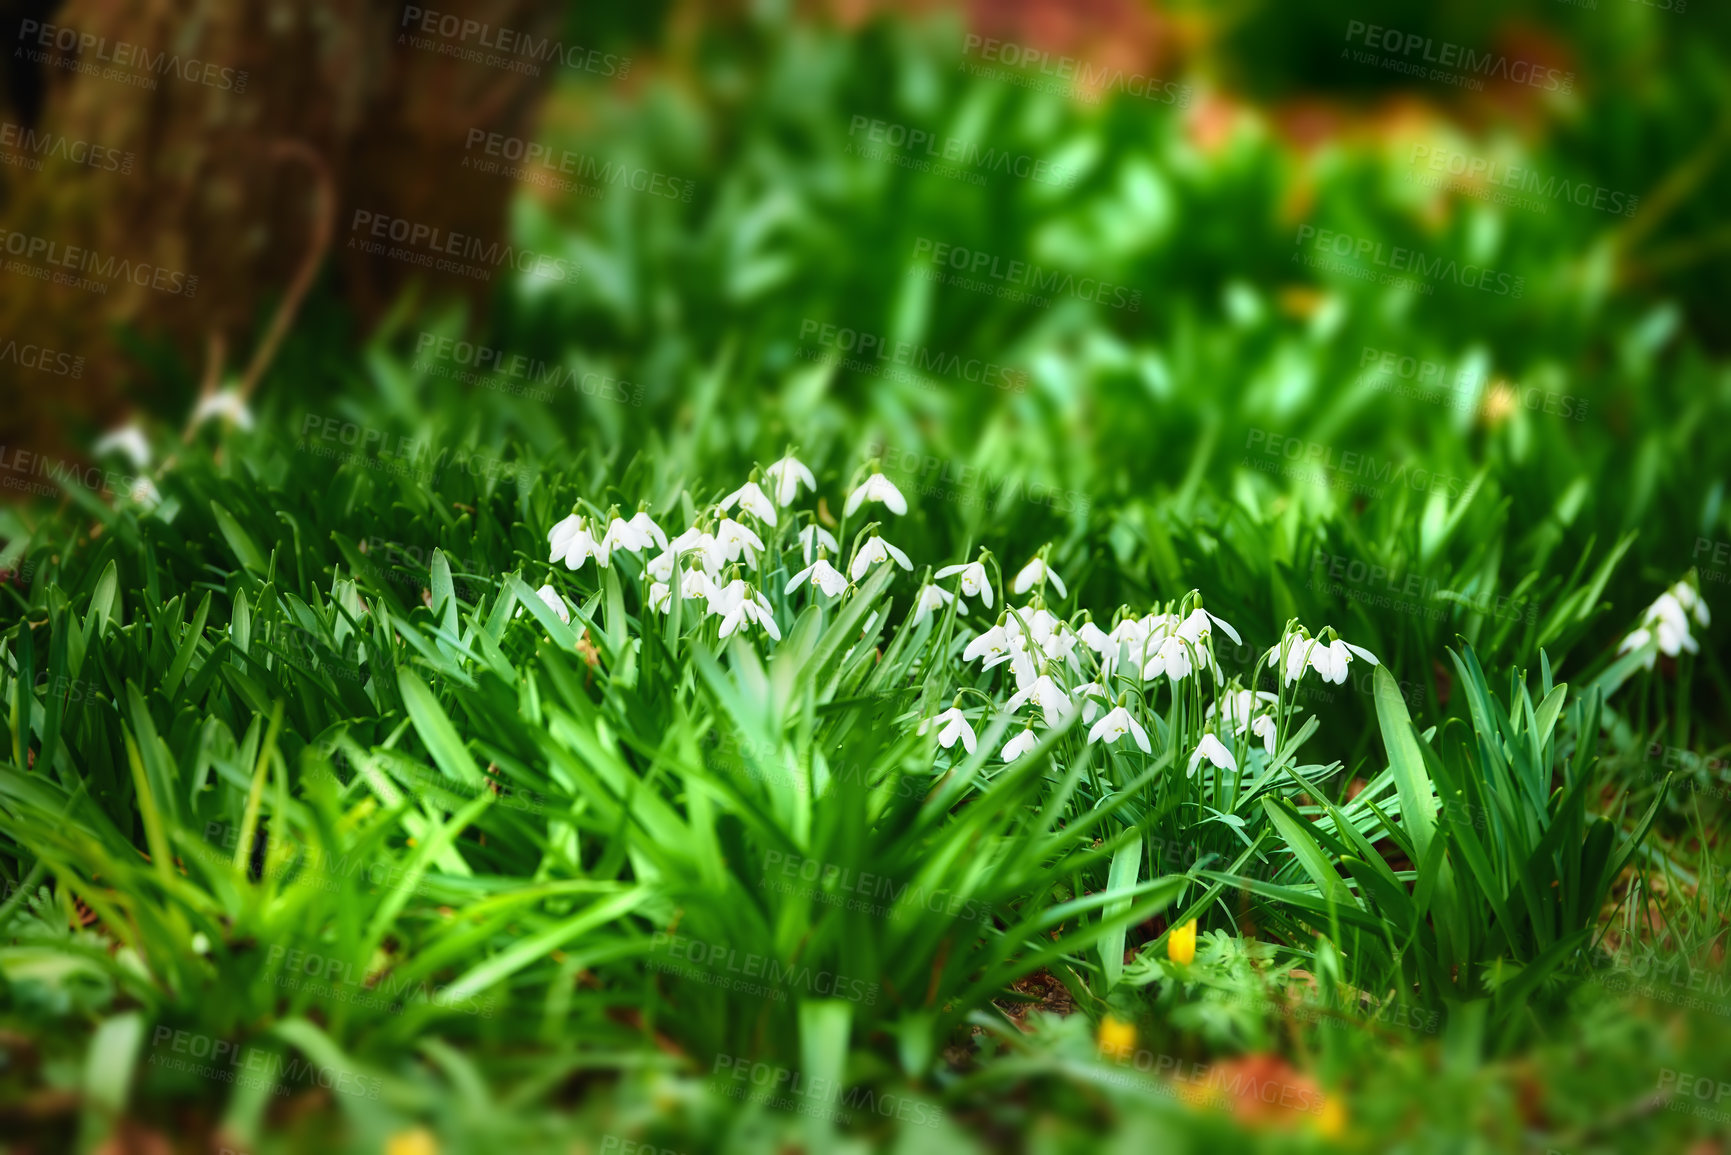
[1618, 578, 1709, 670]
[543, 453, 1381, 789]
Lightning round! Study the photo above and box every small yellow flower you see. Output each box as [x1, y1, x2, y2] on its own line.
[1480, 380, 1516, 427]
[1097, 1014, 1137, 1061]
[1316, 1096, 1348, 1138]
[1168, 918, 1198, 965]
[386, 1127, 438, 1155]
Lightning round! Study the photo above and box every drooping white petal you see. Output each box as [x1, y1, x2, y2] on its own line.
[1187, 733, 1238, 777]
[534, 583, 571, 624]
[1001, 729, 1040, 762]
[94, 424, 152, 470]
[933, 707, 977, 754]
[192, 390, 255, 431]
[799, 525, 841, 565]
[764, 455, 817, 506]
[721, 481, 778, 526]
[628, 511, 668, 550]
[845, 473, 907, 517]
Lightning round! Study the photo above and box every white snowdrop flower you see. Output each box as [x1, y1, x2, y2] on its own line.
[1001, 728, 1040, 762]
[646, 548, 678, 583]
[717, 584, 780, 641]
[534, 583, 571, 624]
[1007, 646, 1038, 689]
[1079, 620, 1111, 656]
[799, 524, 841, 566]
[1251, 714, 1279, 757]
[929, 706, 977, 754]
[1074, 680, 1111, 723]
[1039, 622, 1079, 663]
[1617, 627, 1658, 670]
[554, 517, 609, 571]
[648, 582, 672, 612]
[1177, 606, 1242, 646]
[128, 476, 162, 508]
[787, 556, 850, 598]
[764, 453, 817, 506]
[1141, 634, 1196, 683]
[708, 575, 748, 618]
[1006, 605, 1061, 647]
[1187, 733, 1238, 777]
[1210, 689, 1279, 734]
[680, 567, 716, 606]
[1088, 704, 1151, 753]
[192, 389, 255, 431]
[549, 512, 586, 557]
[1670, 582, 1710, 628]
[1007, 675, 1074, 725]
[1270, 638, 1313, 686]
[1634, 592, 1698, 659]
[911, 583, 955, 625]
[628, 509, 668, 551]
[1112, 615, 1161, 648]
[95, 424, 151, 470]
[714, 517, 765, 569]
[850, 534, 912, 581]
[721, 478, 778, 526]
[601, 513, 650, 556]
[935, 560, 994, 608]
[963, 622, 1015, 669]
[844, 472, 907, 517]
[1308, 637, 1378, 685]
[1011, 556, 1066, 598]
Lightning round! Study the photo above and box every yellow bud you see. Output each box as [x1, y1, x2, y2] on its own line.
[1096, 1014, 1137, 1061]
[1168, 918, 1198, 965]
[386, 1128, 438, 1155]
[1316, 1096, 1348, 1138]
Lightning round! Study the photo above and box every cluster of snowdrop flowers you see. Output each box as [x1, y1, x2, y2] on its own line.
[933, 552, 1380, 777]
[544, 453, 918, 644]
[540, 452, 1384, 786]
[1618, 579, 1710, 670]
